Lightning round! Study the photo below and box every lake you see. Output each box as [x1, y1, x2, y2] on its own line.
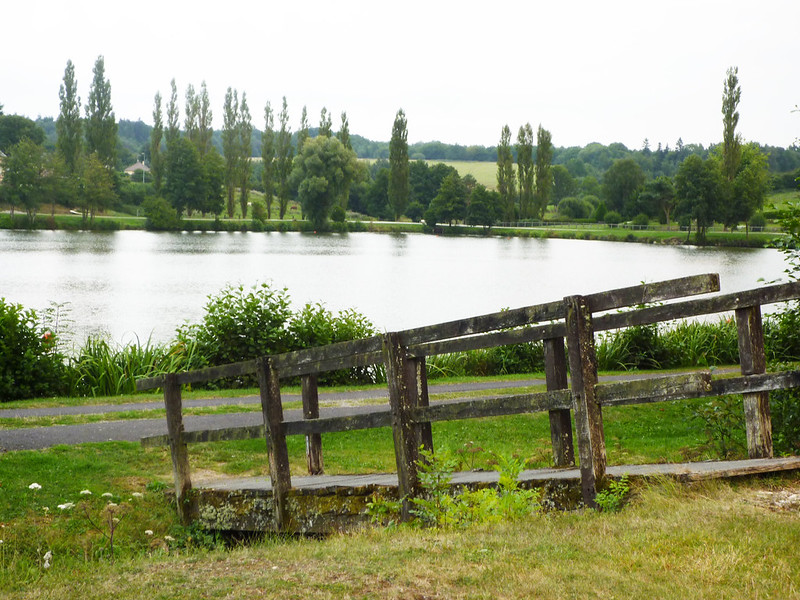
[0, 230, 788, 348]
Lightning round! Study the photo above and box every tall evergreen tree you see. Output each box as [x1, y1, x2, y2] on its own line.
[221, 87, 239, 218]
[56, 60, 82, 174]
[150, 92, 164, 193]
[184, 83, 199, 147]
[388, 108, 409, 220]
[237, 92, 253, 218]
[516, 123, 534, 218]
[337, 111, 351, 150]
[319, 107, 332, 138]
[533, 125, 554, 219]
[165, 79, 180, 150]
[722, 66, 742, 182]
[496, 125, 516, 221]
[261, 102, 276, 219]
[297, 105, 309, 153]
[275, 96, 294, 219]
[84, 55, 117, 169]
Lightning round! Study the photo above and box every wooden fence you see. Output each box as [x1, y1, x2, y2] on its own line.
[137, 273, 800, 529]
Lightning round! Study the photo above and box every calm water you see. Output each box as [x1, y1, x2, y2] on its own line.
[0, 230, 788, 347]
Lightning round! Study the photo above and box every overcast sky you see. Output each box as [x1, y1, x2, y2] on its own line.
[3, 0, 798, 150]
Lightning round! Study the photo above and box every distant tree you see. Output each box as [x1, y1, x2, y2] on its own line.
[724, 143, 771, 234]
[319, 107, 332, 138]
[290, 136, 359, 229]
[184, 83, 199, 146]
[163, 137, 204, 216]
[388, 108, 409, 220]
[603, 158, 645, 215]
[721, 66, 742, 183]
[429, 172, 467, 225]
[197, 82, 213, 156]
[56, 59, 82, 174]
[533, 125, 554, 219]
[150, 92, 164, 193]
[496, 125, 517, 221]
[638, 175, 676, 227]
[552, 165, 578, 203]
[516, 123, 534, 218]
[221, 87, 239, 217]
[165, 79, 180, 150]
[84, 56, 117, 169]
[275, 97, 294, 219]
[237, 92, 253, 218]
[201, 147, 225, 215]
[80, 152, 117, 224]
[0, 138, 48, 224]
[675, 154, 722, 243]
[261, 101, 276, 218]
[297, 105, 309, 153]
[337, 111, 351, 150]
[466, 184, 498, 229]
[0, 115, 45, 154]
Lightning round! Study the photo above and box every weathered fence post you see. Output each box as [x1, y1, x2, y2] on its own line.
[564, 295, 606, 506]
[164, 373, 193, 524]
[544, 337, 575, 467]
[257, 357, 292, 532]
[383, 332, 422, 519]
[412, 356, 434, 454]
[301, 374, 324, 475]
[735, 305, 773, 458]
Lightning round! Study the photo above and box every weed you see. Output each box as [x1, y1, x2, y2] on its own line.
[595, 475, 631, 512]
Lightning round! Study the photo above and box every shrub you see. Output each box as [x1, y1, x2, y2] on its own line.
[142, 197, 181, 231]
[0, 298, 67, 401]
[557, 196, 593, 220]
[592, 200, 607, 222]
[330, 205, 346, 223]
[604, 210, 623, 224]
[596, 324, 668, 371]
[749, 212, 767, 229]
[406, 201, 425, 223]
[632, 213, 650, 227]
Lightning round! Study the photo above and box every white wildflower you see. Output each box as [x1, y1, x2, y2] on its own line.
[42, 507, 50, 514]
[144, 530, 153, 536]
[131, 492, 144, 499]
[28, 483, 42, 491]
[164, 535, 175, 542]
[79, 490, 92, 496]
[106, 502, 118, 508]
[57, 502, 75, 511]
[101, 492, 113, 498]
[43, 550, 52, 569]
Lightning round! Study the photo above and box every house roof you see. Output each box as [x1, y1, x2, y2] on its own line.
[124, 161, 150, 173]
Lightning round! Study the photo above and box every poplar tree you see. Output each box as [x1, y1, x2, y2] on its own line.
[722, 66, 742, 182]
[261, 102, 275, 219]
[337, 111, 351, 150]
[496, 125, 516, 222]
[237, 92, 253, 218]
[221, 87, 239, 218]
[56, 60, 82, 174]
[516, 123, 534, 218]
[84, 55, 117, 169]
[165, 79, 180, 151]
[297, 106, 309, 153]
[533, 125, 553, 219]
[388, 108, 409, 220]
[275, 97, 294, 219]
[184, 84, 199, 147]
[197, 82, 213, 156]
[150, 92, 164, 193]
[319, 107, 332, 138]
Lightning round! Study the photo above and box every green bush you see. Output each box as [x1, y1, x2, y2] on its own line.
[764, 304, 800, 361]
[0, 298, 67, 401]
[632, 213, 650, 227]
[142, 196, 181, 231]
[596, 324, 668, 371]
[604, 210, 623, 224]
[557, 197, 593, 220]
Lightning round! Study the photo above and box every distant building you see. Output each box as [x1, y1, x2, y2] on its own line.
[124, 161, 150, 178]
[0, 150, 6, 183]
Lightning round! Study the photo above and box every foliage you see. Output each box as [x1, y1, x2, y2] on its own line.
[533, 125, 554, 218]
[465, 184, 497, 229]
[690, 396, 746, 459]
[56, 59, 83, 174]
[767, 369, 800, 455]
[516, 123, 534, 218]
[428, 172, 467, 225]
[496, 125, 517, 221]
[0, 298, 67, 401]
[84, 56, 117, 170]
[557, 196, 593, 220]
[596, 324, 668, 370]
[388, 109, 410, 220]
[675, 154, 723, 243]
[275, 97, 294, 220]
[602, 158, 645, 216]
[0, 114, 45, 154]
[603, 210, 622, 224]
[595, 475, 631, 512]
[142, 196, 181, 231]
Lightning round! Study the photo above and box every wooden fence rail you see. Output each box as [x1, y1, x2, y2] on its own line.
[137, 273, 800, 529]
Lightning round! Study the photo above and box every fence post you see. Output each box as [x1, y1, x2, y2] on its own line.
[544, 337, 575, 467]
[164, 373, 193, 525]
[257, 357, 292, 532]
[301, 374, 324, 475]
[735, 306, 773, 458]
[564, 295, 606, 506]
[383, 332, 422, 520]
[412, 356, 434, 454]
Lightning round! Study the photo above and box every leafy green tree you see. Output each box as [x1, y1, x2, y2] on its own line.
[466, 183, 498, 229]
[429, 172, 467, 225]
[84, 56, 117, 169]
[533, 125, 554, 218]
[675, 154, 722, 243]
[150, 92, 164, 193]
[337, 111, 351, 150]
[319, 107, 332, 138]
[201, 147, 225, 214]
[389, 109, 410, 220]
[496, 125, 516, 221]
[197, 82, 213, 156]
[290, 136, 359, 229]
[552, 164, 578, 202]
[275, 97, 294, 219]
[726, 144, 770, 233]
[142, 196, 181, 230]
[516, 123, 534, 218]
[721, 66, 742, 183]
[164, 137, 204, 216]
[0, 115, 45, 154]
[237, 92, 253, 218]
[221, 87, 239, 217]
[603, 158, 646, 215]
[638, 175, 676, 227]
[0, 138, 48, 224]
[80, 152, 117, 224]
[261, 101, 276, 218]
[184, 83, 199, 146]
[56, 59, 82, 174]
[297, 105, 309, 153]
[165, 79, 180, 150]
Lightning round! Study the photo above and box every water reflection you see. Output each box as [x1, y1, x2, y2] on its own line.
[0, 230, 788, 346]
